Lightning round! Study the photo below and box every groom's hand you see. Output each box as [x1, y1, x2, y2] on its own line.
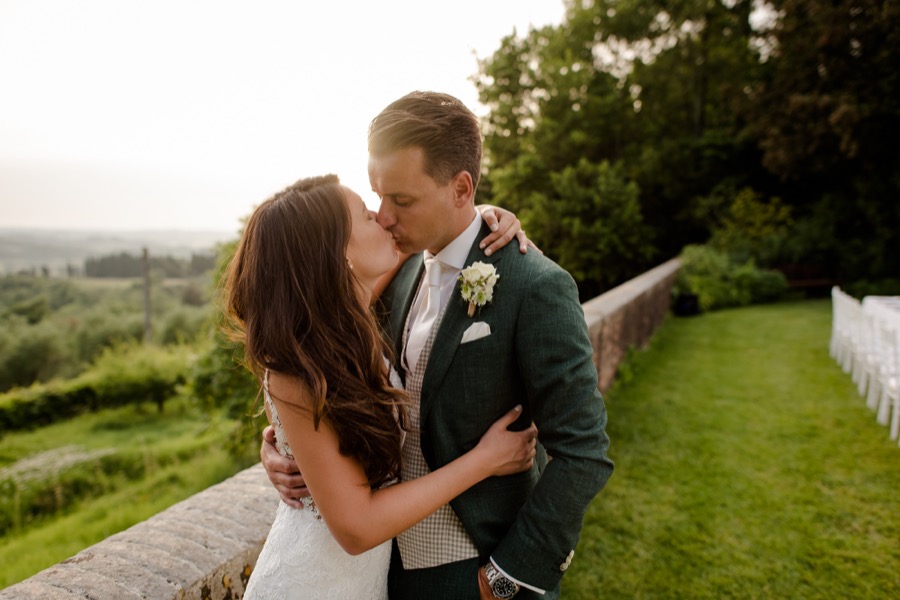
[260, 425, 310, 508]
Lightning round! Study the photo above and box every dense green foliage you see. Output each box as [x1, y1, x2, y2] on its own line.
[84, 251, 215, 278]
[748, 0, 900, 282]
[186, 236, 265, 451]
[564, 300, 900, 598]
[674, 244, 787, 312]
[507, 158, 653, 298]
[2, 233, 263, 431]
[0, 344, 195, 433]
[0, 237, 267, 588]
[0, 274, 211, 393]
[476, 0, 899, 298]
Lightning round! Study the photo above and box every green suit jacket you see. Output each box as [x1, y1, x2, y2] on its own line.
[377, 221, 613, 596]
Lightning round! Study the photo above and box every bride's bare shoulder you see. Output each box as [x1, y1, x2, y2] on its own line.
[266, 370, 315, 410]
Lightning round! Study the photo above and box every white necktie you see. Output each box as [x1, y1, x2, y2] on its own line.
[406, 257, 442, 371]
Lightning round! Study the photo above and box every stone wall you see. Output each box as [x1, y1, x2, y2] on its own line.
[583, 258, 681, 392]
[0, 259, 679, 599]
[0, 465, 279, 600]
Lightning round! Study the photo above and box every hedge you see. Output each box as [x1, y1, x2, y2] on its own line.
[0, 345, 195, 434]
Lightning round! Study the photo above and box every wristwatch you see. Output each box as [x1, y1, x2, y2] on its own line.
[483, 563, 520, 598]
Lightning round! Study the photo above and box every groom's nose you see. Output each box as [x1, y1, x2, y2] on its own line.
[376, 203, 395, 229]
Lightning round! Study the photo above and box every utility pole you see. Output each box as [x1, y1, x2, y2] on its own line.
[142, 247, 152, 344]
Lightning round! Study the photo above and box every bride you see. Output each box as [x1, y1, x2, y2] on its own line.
[223, 175, 537, 599]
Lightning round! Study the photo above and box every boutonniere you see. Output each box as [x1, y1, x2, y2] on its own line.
[459, 261, 499, 317]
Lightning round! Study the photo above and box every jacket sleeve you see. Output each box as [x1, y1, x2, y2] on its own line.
[490, 264, 614, 592]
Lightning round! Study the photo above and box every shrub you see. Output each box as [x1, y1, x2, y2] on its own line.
[159, 306, 211, 344]
[674, 245, 788, 312]
[88, 344, 195, 413]
[180, 281, 209, 306]
[189, 333, 259, 418]
[0, 344, 195, 433]
[707, 187, 793, 267]
[72, 310, 145, 364]
[4, 296, 50, 324]
[187, 237, 259, 419]
[0, 319, 74, 392]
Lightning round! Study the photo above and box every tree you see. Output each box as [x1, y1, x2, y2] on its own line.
[747, 0, 900, 281]
[521, 159, 654, 298]
[476, 0, 766, 291]
[476, 0, 898, 290]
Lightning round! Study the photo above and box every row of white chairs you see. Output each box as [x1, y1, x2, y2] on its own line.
[830, 287, 900, 443]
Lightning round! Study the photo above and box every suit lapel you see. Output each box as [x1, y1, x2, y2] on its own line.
[420, 223, 504, 424]
[384, 254, 424, 370]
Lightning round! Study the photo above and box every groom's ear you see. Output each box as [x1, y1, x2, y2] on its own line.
[450, 170, 475, 208]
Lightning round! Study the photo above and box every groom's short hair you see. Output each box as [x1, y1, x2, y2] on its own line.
[368, 91, 482, 190]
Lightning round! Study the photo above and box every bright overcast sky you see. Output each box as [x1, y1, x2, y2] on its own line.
[0, 0, 564, 234]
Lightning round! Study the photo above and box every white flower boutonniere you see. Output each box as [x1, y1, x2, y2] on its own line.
[459, 261, 499, 317]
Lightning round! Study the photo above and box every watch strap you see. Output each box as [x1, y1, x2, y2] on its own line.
[483, 563, 520, 598]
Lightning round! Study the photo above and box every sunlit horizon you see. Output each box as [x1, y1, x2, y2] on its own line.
[0, 0, 564, 232]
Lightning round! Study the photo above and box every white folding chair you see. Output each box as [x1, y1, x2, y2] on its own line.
[876, 324, 900, 440]
[830, 286, 843, 360]
[871, 317, 895, 424]
[830, 287, 861, 374]
[842, 293, 867, 391]
[853, 318, 869, 395]
[858, 310, 882, 409]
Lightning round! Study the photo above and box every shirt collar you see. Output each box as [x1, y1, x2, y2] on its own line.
[425, 212, 482, 273]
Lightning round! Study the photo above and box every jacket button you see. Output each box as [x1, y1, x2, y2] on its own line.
[560, 550, 574, 571]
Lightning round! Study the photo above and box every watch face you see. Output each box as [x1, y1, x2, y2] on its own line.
[492, 578, 518, 598]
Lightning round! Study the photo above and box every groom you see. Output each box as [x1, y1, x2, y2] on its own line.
[262, 91, 613, 599]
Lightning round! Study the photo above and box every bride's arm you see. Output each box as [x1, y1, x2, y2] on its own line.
[268, 371, 536, 555]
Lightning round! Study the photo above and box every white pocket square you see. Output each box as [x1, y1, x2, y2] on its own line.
[461, 321, 491, 344]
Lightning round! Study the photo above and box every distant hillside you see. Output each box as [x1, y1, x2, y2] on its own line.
[0, 228, 236, 275]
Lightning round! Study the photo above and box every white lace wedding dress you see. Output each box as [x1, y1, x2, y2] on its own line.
[244, 365, 404, 600]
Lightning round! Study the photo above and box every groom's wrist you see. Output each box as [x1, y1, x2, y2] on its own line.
[478, 565, 494, 599]
[481, 562, 520, 598]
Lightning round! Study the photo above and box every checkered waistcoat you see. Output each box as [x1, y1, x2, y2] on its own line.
[396, 286, 479, 569]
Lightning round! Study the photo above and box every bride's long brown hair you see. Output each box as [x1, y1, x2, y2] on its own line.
[224, 174, 406, 489]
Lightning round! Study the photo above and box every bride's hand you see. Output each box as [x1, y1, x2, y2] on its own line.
[474, 405, 538, 477]
[477, 205, 542, 257]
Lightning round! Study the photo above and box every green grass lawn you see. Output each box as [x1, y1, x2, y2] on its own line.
[564, 299, 900, 599]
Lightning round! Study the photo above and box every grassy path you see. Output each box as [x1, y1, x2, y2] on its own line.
[564, 300, 900, 599]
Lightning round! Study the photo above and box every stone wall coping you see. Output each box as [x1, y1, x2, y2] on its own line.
[1, 464, 279, 600]
[582, 258, 681, 324]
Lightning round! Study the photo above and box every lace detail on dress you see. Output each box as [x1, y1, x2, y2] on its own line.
[264, 370, 321, 518]
[245, 501, 391, 599]
[245, 361, 404, 600]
